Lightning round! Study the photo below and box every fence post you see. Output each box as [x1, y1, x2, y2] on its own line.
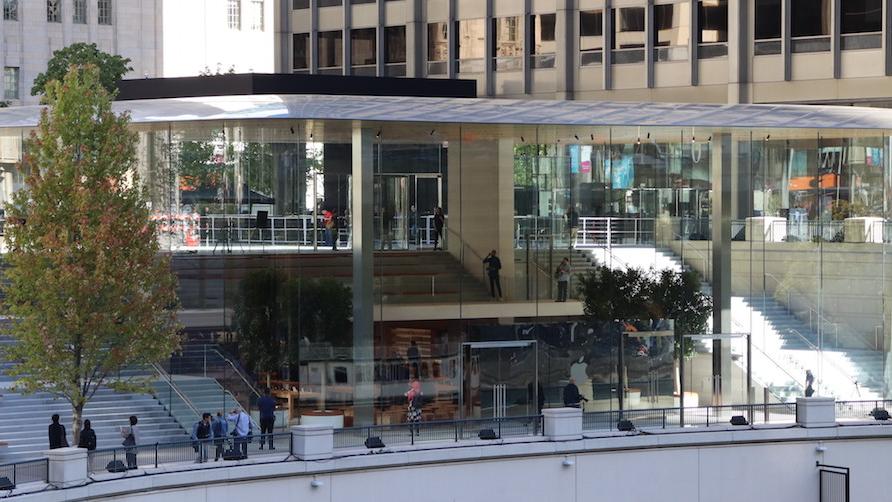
[155, 443, 159, 468]
[662, 409, 666, 429]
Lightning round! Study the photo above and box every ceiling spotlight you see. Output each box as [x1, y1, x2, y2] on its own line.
[691, 136, 696, 143]
[562, 457, 575, 467]
[636, 137, 641, 145]
[289, 126, 295, 134]
[574, 134, 579, 141]
[430, 129, 435, 136]
[310, 477, 324, 488]
[707, 135, 713, 142]
[376, 130, 381, 138]
[520, 136, 525, 142]
[590, 133, 594, 141]
[309, 133, 314, 140]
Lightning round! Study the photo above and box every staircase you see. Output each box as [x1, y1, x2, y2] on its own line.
[151, 376, 243, 427]
[580, 246, 884, 401]
[0, 337, 188, 462]
[173, 250, 491, 309]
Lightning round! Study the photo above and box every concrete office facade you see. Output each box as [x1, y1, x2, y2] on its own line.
[288, 0, 892, 105]
[2, 93, 892, 427]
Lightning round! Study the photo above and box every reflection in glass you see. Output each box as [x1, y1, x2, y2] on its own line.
[454, 18, 485, 73]
[427, 22, 448, 75]
[318, 30, 343, 70]
[492, 16, 522, 72]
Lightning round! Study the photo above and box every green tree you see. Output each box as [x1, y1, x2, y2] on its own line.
[2, 66, 180, 443]
[31, 43, 132, 97]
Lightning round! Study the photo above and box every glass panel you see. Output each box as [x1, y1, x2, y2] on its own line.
[455, 18, 485, 73]
[580, 10, 603, 52]
[754, 40, 782, 55]
[698, 43, 728, 59]
[754, 0, 781, 40]
[462, 343, 536, 418]
[698, 0, 727, 43]
[841, 0, 881, 34]
[293, 33, 309, 71]
[530, 14, 556, 55]
[581, 50, 603, 66]
[792, 0, 830, 37]
[318, 0, 341, 6]
[654, 3, 690, 62]
[492, 16, 522, 72]
[385, 26, 406, 64]
[427, 22, 448, 65]
[792, 37, 831, 53]
[293, 0, 309, 8]
[612, 7, 645, 49]
[841, 33, 882, 50]
[318, 30, 343, 70]
[351, 28, 376, 68]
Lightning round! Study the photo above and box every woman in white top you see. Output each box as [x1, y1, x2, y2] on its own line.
[121, 415, 139, 470]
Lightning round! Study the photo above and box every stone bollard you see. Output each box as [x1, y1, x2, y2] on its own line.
[292, 425, 334, 460]
[542, 407, 583, 441]
[44, 447, 88, 489]
[796, 397, 836, 428]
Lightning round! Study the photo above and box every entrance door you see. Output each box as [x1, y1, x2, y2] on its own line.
[412, 175, 442, 249]
[374, 175, 409, 250]
[460, 341, 538, 419]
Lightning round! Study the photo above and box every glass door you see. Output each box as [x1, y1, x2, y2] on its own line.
[460, 341, 538, 419]
[412, 175, 442, 249]
[374, 175, 409, 250]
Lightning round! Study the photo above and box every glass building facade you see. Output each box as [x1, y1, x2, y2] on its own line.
[0, 95, 890, 426]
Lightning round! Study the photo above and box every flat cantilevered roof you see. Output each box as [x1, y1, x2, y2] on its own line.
[2, 94, 892, 130]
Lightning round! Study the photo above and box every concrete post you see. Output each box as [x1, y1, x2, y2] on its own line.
[542, 407, 583, 441]
[45, 447, 88, 489]
[796, 397, 836, 428]
[292, 425, 335, 460]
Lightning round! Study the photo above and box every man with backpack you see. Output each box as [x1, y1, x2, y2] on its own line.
[191, 413, 212, 463]
[227, 407, 252, 459]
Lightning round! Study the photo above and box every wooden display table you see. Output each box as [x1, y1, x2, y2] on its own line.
[300, 409, 344, 428]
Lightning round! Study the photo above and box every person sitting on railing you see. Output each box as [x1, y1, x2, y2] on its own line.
[212, 412, 228, 461]
[562, 378, 588, 408]
[191, 413, 212, 463]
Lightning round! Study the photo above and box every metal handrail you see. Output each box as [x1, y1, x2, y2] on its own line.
[152, 363, 202, 420]
[207, 347, 262, 399]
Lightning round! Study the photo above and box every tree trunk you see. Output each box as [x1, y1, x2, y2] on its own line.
[72, 403, 84, 446]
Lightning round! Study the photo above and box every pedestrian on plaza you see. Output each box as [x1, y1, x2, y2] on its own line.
[121, 415, 139, 470]
[566, 204, 580, 248]
[805, 369, 815, 397]
[191, 413, 212, 463]
[257, 388, 277, 450]
[330, 209, 340, 251]
[555, 257, 571, 302]
[562, 378, 587, 408]
[405, 379, 423, 436]
[48, 414, 69, 449]
[212, 411, 228, 461]
[78, 419, 97, 451]
[227, 407, 252, 459]
[483, 249, 503, 299]
[432, 207, 445, 250]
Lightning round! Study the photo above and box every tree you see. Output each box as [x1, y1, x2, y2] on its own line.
[31, 43, 132, 97]
[2, 66, 180, 443]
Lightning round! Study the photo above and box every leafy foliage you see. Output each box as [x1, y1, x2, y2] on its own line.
[31, 43, 132, 97]
[233, 270, 352, 376]
[2, 66, 180, 443]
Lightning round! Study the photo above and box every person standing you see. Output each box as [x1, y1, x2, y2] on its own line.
[805, 369, 815, 397]
[330, 209, 340, 251]
[405, 380, 423, 436]
[212, 411, 229, 461]
[191, 413, 212, 463]
[566, 205, 579, 248]
[227, 407, 251, 459]
[562, 378, 587, 408]
[121, 415, 139, 470]
[556, 257, 571, 302]
[432, 207, 445, 250]
[257, 388, 277, 450]
[48, 414, 69, 449]
[77, 419, 97, 451]
[483, 249, 503, 299]
[407, 340, 421, 379]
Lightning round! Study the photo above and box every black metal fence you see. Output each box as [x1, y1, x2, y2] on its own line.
[583, 403, 798, 432]
[87, 432, 293, 476]
[835, 400, 892, 420]
[332, 415, 543, 450]
[0, 458, 48, 488]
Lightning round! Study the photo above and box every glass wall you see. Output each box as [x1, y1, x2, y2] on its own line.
[2, 116, 890, 428]
[654, 2, 690, 62]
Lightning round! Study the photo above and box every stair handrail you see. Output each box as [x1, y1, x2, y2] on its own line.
[152, 362, 202, 421]
[205, 346, 263, 400]
[731, 321, 808, 390]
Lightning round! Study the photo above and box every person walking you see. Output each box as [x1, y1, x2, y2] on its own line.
[562, 378, 588, 408]
[121, 415, 139, 470]
[191, 413, 212, 463]
[566, 205, 579, 248]
[405, 379, 423, 436]
[227, 407, 251, 459]
[483, 249, 503, 299]
[48, 414, 69, 449]
[432, 207, 445, 250]
[556, 257, 571, 302]
[257, 388, 277, 450]
[212, 411, 229, 461]
[78, 419, 97, 451]
[805, 369, 815, 397]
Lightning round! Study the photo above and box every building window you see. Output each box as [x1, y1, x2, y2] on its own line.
[4, 67, 18, 100]
[841, 0, 882, 50]
[47, 0, 61, 23]
[293, 0, 308, 8]
[427, 22, 448, 75]
[293, 33, 309, 73]
[352, 0, 375, 4]
[73, 0, 86, 23]
[351, 28, 376, 75]
[697, 0, 728, 59]
[247, 0, 263, 31]
[492, 16, 522, 72]
[454, 18, 485, 73]
[754, 0, 781, 55]
[318, 0, 341, 6]
[317, 30, 343, 74]
[228, 0, 241, 30]
[98, 0, 112, 25]
[3, 0, 18, 21]
[611, 7, 645, 64]
[384, 26, 406, 77]
[579, 10, 603, 66]
[653, 3, 690, 62]
[791, 0, 830, 52]
[529, 14, 556, 69]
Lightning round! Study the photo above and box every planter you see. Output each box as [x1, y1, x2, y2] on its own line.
[300, 409, 344, 429]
